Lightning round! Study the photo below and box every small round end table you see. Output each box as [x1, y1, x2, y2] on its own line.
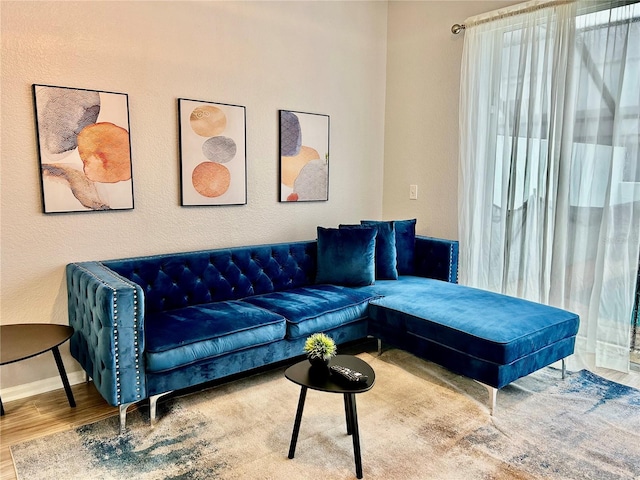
[0, 323, 76, 415]
[285, 354, 375, 479]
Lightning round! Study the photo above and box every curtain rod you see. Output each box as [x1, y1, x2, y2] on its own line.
[450, 0, 634, 34]
[450, 0, 578, 34]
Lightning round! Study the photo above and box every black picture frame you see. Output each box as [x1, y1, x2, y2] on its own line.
[178, 98, 247, 206]
[279, 110, 330, 202]
[33, 84, 134, 213]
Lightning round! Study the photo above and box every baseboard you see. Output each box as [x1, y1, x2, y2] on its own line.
[0, 371, 86, 402]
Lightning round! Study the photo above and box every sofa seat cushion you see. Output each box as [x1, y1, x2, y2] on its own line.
[144, 301, 286, 373]
[369, 278, 579, 365]
[242, 284, 379, 339]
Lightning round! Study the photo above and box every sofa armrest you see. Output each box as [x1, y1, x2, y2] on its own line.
[66, 261, 146, 406]
[414, 236, 459, 283]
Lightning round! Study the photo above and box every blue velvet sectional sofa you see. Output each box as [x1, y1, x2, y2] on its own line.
[66, 220, 579, 432]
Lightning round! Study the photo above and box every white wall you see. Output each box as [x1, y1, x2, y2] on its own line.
[0, 1, 388, 392]
[383, 0, 519, 240]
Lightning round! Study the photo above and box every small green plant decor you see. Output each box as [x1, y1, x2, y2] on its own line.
[303, 332, 337, 368]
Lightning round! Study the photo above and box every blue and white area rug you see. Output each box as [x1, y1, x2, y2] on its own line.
[10, 350, 640, 479]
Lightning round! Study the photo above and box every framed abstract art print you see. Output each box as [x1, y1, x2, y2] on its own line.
[279, 110, 329, 202]
[178, 98, 247, 206]
[33, 84, 134, 213]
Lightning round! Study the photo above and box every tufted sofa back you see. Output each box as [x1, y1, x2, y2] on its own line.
[103, 241, 317, 314]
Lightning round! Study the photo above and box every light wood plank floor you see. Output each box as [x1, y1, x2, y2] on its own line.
[0, 382, 119, 480]
[1, 365, 639, 480]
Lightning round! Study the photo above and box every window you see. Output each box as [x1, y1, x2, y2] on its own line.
[459, 0, 640, 370]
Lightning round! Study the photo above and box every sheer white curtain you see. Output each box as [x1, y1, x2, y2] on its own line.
[459, 0, 640, 372]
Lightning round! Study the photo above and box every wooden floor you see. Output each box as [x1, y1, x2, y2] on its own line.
[1, 365, 639, 480]
[0, 382, 119, 480]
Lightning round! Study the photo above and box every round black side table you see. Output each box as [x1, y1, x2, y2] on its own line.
[285, 354, 375, 479]
[0, 324, 76, 415]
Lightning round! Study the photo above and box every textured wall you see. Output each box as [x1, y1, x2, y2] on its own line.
[383, 0, 519, 241]
[0, 1, 387, 390]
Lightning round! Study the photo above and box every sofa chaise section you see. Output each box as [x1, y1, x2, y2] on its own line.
[368, 279, 579, 412]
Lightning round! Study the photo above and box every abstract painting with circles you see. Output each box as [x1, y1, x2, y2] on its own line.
[178, 99, 247, 206]
[279, 110, 329, 202]
[33, 84, 134, 213]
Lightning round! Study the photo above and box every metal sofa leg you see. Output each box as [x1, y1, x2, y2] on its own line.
[149, 391, 172, 426]
[365, 335, 383, 356]
[119, 402, 135, 434]
[486, 385, 498, 415]
[475, 381, 498, 415]
[476, 359, 566, 417]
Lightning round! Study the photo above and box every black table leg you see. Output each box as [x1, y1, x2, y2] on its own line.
[343, 393, 353, 435]
[0, 397, 5, 416]
[51, 346, 76, 408]
[288, 386, 308, 459]
[347, 393, 363, 479]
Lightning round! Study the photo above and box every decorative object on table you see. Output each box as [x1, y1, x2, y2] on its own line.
[33, 84, 134, 213]
[178, 98, 246, 206]
[303, 332, 336, 368]
[279, 110, 329, 202]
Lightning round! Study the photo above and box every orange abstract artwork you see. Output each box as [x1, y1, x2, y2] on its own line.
[192, 162, 231, 198]
[33, 84, 134, 213]
[189, 105, 227, 137]
[179, 99, 246, 206]
[78, 123, 132, 183]
[280, 146, 320, 188]
[279, 110, 329, 202]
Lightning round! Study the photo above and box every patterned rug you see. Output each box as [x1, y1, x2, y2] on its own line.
[10, 349, 640, 479]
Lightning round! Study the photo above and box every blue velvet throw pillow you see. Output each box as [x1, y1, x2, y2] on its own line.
[340, 223, 398, 280]
[362, 219, 416, 275]
[316, 226, 376, 286]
